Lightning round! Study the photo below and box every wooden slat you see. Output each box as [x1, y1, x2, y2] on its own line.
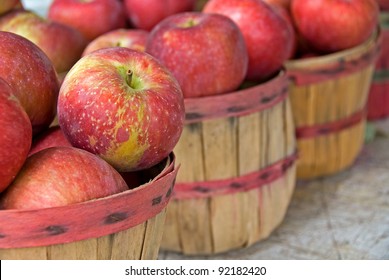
[110, 222, 146, 260]
[0, 246, 48, 260]
[140, 209, 167, 260]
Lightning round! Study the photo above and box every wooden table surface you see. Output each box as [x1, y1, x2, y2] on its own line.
[160, 119, 389, 260]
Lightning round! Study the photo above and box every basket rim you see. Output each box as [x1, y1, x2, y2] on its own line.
[285, 26, 381, 69]
[0, 153, 178, 249]
[184, 69, 289, 123]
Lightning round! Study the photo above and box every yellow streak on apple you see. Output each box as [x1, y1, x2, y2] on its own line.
[102, 97, 149, 172]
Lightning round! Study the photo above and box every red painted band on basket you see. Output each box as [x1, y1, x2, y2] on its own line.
[173, 152, 298, 200]
[0, 155, 178, 249]
[295, 110, 365, 139]
[184, 72, 289, 124]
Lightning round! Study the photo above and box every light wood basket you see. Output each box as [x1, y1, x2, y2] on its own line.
[285, 28, 381, 179]
[0, 154, 177, 260]
[161, 71, 297, 255]
[368, 13, 389, 120]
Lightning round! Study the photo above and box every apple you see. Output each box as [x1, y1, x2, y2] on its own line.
[0, 78, 32, 193]
[57, 47, 185, 172]
[0, 0, 19, 15]
[203, 0, 294, 82]
[146, 12, 248, 98]
[0, 31, 59, 135]
[48, 0, 127, 42]
[0, 9, 87, 74]
[29, 126, 72, 156]
[271, 4, 297, 59]
[291, 0, 379, 53]
[0, 146, 129, 210]
[124, 0, 196, 31]
[82, 28, 149, 56]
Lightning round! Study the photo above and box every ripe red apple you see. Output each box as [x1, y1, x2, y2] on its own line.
[0, 9, 87, 74]
[0, 78, 32, 193]
[0, 0, 19, 15]
[0, 31, 59, 135]
[291, 0, 379, 53]
[203, 0, 294, 82]
[146, 12, 248, 98]
[82, 28, 149, 56]
[57, 47, 185, 172]
[48, 0, 127, 42]
[0, 147, 129, 209]
[29, 126, 72, 156]
[124, 0, 196, 31]
[271, 4, 297, 59]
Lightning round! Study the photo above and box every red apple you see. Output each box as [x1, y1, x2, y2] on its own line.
[0, 147, 129, 209]
[0, 31, 59, 134]
[57, 47, 185, 172]
[204, 0, 294, 82]
[82, 28, 149, 56]
[291, 0, 379, 53]
[48, 0, 126, 42]
[124, 0, 196, 31]
[271, 4, 297, 59]
[0, 0, 19, 15]
[146, 12, 248, 98]
[0, 78, 32, 193]
[29, 126, 72, 156]
[0, 9, 87, 74]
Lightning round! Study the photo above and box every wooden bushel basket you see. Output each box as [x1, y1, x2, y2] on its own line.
[161, 71, 297, 255]
[367, 13, 389, 120]
[285, 28, 381, 179]
[0, 154, 178, 260]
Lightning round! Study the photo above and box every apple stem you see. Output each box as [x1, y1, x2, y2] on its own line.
[126, 70, 133, 88]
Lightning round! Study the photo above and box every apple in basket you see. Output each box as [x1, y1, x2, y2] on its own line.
[0, 9, 87, 74]
[48, 0, 127, 41]
[57, 47, 185, 172]
[269, 3, 297, 59]
[0, 147, 128, 209]
[146, 12, 248, 98]
[28, 126, 72, 156]
[291, 0, 379, 53]
[0, 31, 59, 135]
[0, 78, 32, 193]
[124, 0, 196, 31]
[203, 0, 294, 82]
[82, 28, 149, 56]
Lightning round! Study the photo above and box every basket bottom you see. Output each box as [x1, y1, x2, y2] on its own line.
[161, 165, 296, 255]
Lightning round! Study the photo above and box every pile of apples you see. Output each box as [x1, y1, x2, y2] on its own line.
[0, 0, 185, 210]
[0, 0, 380, 211]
